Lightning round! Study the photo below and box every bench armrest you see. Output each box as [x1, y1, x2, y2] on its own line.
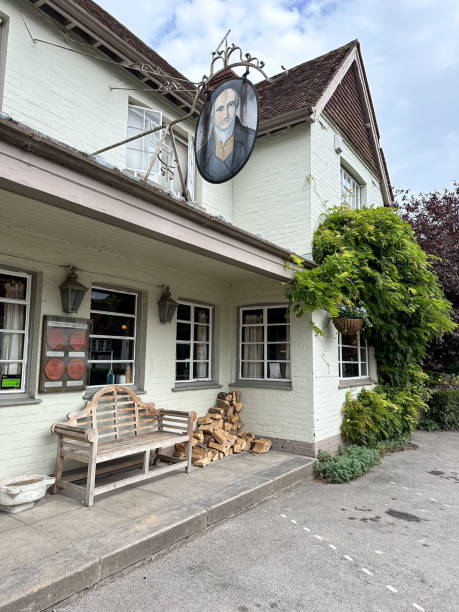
[52, 422, 97, 443]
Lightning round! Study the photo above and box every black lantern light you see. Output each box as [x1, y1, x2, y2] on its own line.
[157, 286, 178, 323]
[59, 266, 88, 314]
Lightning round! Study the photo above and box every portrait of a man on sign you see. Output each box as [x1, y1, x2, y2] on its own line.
[195, 78, 258, 184]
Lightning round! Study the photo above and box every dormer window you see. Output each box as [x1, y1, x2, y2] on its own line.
[341, 167, 362, 209]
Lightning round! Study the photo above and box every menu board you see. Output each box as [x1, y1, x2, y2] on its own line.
[39, 316, 90, 393]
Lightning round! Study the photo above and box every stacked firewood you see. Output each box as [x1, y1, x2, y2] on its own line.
[174, 391, 272, 467]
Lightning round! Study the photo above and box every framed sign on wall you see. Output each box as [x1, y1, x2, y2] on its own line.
[39, 315, 90, 393]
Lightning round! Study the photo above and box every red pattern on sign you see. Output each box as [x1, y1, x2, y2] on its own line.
[67, 358, 85, 380]
[45, 358, 65, 380]
[69, 329, 87, 351]
[47, 328, 66, 350]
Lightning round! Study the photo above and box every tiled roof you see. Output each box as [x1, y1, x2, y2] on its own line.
[256, 41, 357, 122]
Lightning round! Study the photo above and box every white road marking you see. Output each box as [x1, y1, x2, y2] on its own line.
[412, 603, 425, 611]
[444, 504, 451, 508]
[403, 486, 409, 490]
[386, 585, 398, 593]
[361, 568, 373, 576]
[416, 493, 423, 496]
[314, 535, 323, 540]
[328, 544, 337, 550]
[375, 550, 383, 554]
[343, 555, 354, 562]
[303, 527, 310, 532]
[430, 498, 439, 503]
[290, 519, 297, 524]
[390, 481, 397, 485]
[280, 514, 286, 518]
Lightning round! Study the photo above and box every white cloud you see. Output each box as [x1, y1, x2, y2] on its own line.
[97, 0, 459, 193]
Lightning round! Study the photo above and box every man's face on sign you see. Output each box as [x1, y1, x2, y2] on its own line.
[213, 88, 237, 131]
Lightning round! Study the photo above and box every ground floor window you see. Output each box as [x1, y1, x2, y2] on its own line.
[240, 305, 290, 381]
[176, 302, 212, 382]
[87, 287, 137, 387]
[338, 332, 368, 378]
[0, 269, 31, 393]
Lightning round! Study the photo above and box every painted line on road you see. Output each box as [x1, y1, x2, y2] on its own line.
[389, 480, 452, 509]
[314, 535, 323, 540]
[328, 544, 337, 550]
[416, 493, 423, 496]
[412, 603, 425, 611]
[429, 498, 439, 503]
[361, 568, 373, 576]
[343, 555, 354, 562]
[290, 519, 297, 524]
[375, 550, 384, 554]
[303, 527, 310, 532]
[390, 481, 398, 485]
[280, 514, 286, 518]
[386, 585, 398, 593]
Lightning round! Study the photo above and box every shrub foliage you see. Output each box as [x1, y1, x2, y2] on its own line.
[314, 446, 381, 484]
[419, 389, 459, 430]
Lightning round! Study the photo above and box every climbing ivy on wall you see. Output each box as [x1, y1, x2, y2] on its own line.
[284, 206, 455, 391]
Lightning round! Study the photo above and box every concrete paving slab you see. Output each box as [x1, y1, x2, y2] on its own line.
[0, 512, 24, 534]
[12, 493, 80, 525]
[0, 523, 63, 574]
[93, 486, 175, 519]
[76, 503, 208, 579]
[1, 547, 100, 612]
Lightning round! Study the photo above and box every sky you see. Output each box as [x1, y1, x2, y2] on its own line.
[96, 0, 459, 196]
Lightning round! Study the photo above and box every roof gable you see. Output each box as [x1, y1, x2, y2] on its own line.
[324, 62, 379, 175]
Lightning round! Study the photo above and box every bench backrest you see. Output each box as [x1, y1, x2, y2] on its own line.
[79, 385, 161, 442]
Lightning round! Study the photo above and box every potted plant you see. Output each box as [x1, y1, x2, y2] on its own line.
[332, 305, 369, 334]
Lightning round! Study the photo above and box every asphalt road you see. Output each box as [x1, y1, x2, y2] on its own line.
[56, 431, 459, 612]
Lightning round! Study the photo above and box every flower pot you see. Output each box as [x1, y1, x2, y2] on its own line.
[0, 475, 55, 513]
[333, 317, 363, 334]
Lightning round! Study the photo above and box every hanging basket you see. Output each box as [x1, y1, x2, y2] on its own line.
[333, 317, 363, 334]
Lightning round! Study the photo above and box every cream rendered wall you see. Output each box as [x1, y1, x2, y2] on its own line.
[225, 279, 314, 444]
[232, 124, 311, 255]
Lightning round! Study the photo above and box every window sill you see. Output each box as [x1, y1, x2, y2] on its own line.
[230, 380, 292, 390]
[83, 387, 146, 399]
[0, 394, 42, 408]
[338, 378, 376, 389]
[172, 381, 223, 392]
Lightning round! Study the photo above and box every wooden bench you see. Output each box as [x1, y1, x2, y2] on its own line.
[51, 385, 196, 506]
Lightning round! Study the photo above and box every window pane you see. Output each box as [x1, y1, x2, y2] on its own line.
[267, 343, 289, 360]
[242, 343, 264, 360]
[176, 361, 190, 381]
[0, 303, 26, 330]
[194, 342, 209, 361]
[342, 363, 359, 378]
[267, 325, 288, 342]
[87, 362, 133, 386]
[177, 304, 191, 321]
[128, 107, 144, 129]
[0, 274, 27, 300]
[0, 333, 24, 361]
[194, 307, 210, 324]
[126, 148, 142, 171]
[177, 322, 191, 341]
[242, 309, 263, 324]
[268, 362, 290, 379]
[361, 363, 368, 376]
[91, 289, 136, 315]
[242, 326, 264, 343]
[0, 362, 23, 389]
[360, 346, 367, 362]
[241, 361, 263, 378]
[176, 343, 190, 360]
[341, 333, 358, 347]
[193, 362, 208, 379]
[91, 313, 134, 337]
[342, 347, 359, 362]
[89, 338, 134, 361]
[194, 324, 209, 342]
[267, 307, 288, 324]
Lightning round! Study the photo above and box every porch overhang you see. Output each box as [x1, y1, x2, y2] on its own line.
[0, 117, 314, 282]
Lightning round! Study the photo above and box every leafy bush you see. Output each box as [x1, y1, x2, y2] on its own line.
[341, 388, 414, 447]
[374, 435, 410, 454]
[420, 389, 459, 430]
[314, 446, 381, 483]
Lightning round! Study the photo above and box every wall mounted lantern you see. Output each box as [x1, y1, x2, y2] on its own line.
[157, 286, 178, 323]
[59, 266, 88, 314]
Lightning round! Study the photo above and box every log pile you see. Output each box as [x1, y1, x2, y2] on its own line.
[174, 391, 272, 467]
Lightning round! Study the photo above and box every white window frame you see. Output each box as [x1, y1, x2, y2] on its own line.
[87, 286, 137, 388]
[239, 305, 291, 382]
[338, 332, 368, 379]
[0, 268, 31, 394]
[341, 166, 362, 209]
[126, 104, 163, 181]
[176, 302, 213, 382]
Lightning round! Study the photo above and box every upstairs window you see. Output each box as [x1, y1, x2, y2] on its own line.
[0, 270, 31, 393]
[338, 332, 368, 379]
[176, 302, 212, 382]
[87, 287, 137, 387]
[341, 167, 361, 209]
[240, 306, 290, 381]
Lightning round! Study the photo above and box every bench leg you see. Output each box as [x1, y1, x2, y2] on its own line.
[85, 445, 97, 507]
[143, 450, 150, 475]
[185, 438, 192, 473]
[51, 437, 64, 495]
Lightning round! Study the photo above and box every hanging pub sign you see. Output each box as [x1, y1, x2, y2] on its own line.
[195, 77, 259, 184]
[39, 315, 90, 393]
